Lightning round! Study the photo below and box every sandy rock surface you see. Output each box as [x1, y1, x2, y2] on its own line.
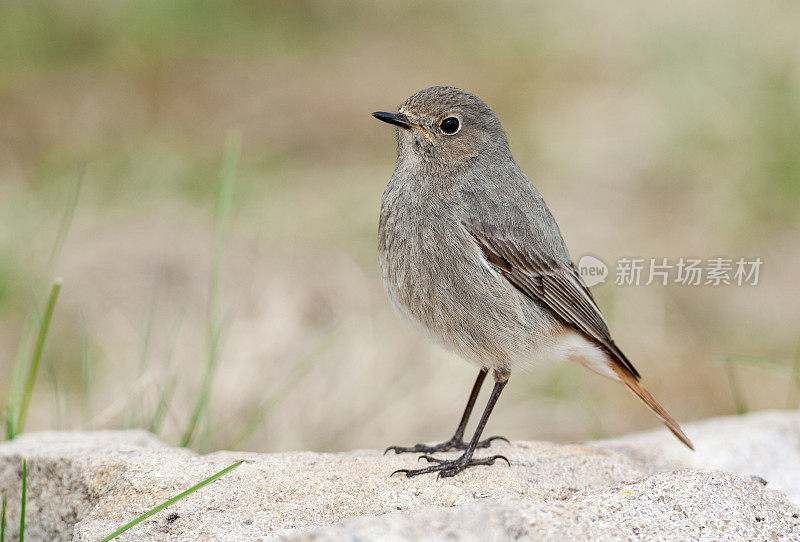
[0, 410, 798, 541]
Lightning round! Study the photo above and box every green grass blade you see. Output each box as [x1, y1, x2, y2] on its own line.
[1, 495, 6, 542]
[45, 172, 82, 283]
[19, 461, 26, 542]
[181, 131, 241, 448]
[16, 279, 62, 437]
[722, 356, 748, 415]
[43, 347, 63, 430]
[787, 338, 800, 409]
[4, 407, 15, 441]
[149, 308, 185, 435]
[129, 283, 159, 429]
[725, 353, 794, 374]
[5, 174, 80, 439]
[100, 460, 243, 542]
[148, 377, 177, 436]
[79, 313, 93, 424]
[6, 329, 33, 439]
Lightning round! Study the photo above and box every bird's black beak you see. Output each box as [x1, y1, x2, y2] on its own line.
[372, 111, 416, 130]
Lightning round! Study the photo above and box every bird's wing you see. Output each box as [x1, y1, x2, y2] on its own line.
[460, 187, 640, 379]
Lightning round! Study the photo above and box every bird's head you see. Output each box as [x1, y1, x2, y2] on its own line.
[373, 86, 510, 168]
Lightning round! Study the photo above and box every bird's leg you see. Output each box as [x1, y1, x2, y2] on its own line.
[384, 369, 509, 455]
[392, 378, 510, 478]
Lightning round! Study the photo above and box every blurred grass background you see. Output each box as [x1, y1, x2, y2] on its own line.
[1, 0, 798, 453]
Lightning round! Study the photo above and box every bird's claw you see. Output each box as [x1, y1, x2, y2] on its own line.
[384, 435, 509, 456]
[390, 454, 510, 478]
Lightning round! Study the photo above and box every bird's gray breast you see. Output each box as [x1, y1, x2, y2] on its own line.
[378, 174, 534, 366]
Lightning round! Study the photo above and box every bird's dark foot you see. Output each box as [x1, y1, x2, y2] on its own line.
[391, 453, 510, 479]
[384, 435, 508, 455]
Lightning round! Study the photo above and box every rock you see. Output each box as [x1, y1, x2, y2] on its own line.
[0, 411, 798, 541]
[285, 471, 797, 542]
[592, 409, 800, 505]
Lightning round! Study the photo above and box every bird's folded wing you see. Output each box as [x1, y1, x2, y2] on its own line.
[463, 214, 641, 380]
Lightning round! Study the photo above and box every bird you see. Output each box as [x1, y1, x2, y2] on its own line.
[372, 86, 694, 479]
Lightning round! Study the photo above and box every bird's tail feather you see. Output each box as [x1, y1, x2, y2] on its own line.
[611, 364, 694, 450]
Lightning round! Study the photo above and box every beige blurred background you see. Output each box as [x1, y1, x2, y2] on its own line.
[1, 1, 798, 454]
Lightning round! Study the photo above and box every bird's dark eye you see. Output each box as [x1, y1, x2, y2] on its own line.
[439, 117, 460, 135]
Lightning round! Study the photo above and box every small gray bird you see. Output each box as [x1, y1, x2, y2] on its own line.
[373, 86, 693, 479]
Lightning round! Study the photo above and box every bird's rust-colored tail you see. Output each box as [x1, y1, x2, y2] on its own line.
[612, 365, 694, 450]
